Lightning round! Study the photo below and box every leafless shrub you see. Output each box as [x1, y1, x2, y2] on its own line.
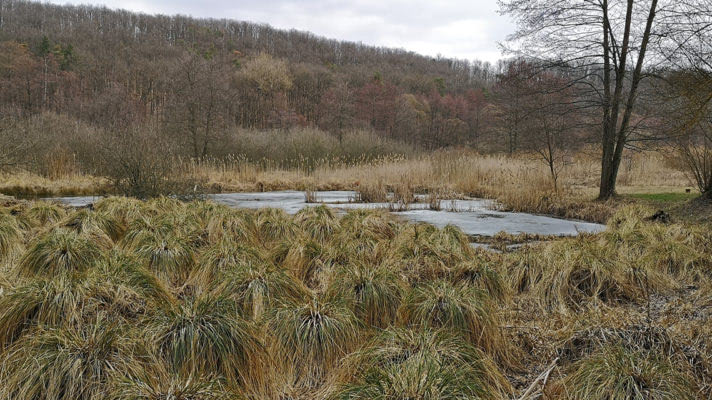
[97, 125, 204, 199]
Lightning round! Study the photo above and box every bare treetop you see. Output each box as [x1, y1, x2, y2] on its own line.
[499, 0, 712, 199]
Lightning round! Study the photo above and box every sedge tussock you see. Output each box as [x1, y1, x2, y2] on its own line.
[283, 237, 333, 290]
[0, 253, 174, 348]
[333, 328, 512, 400]
[131, 231, 196, 287]
[388, 223, 475, 284]
[148, 294, 265, 389]
[267, 297, 360, 388]
[215, 262, 308, 320]
[327, 263, 405, 328]
[0, 320, 136, 400]
[143, 196, 187, 215]
[205, 208, 252, 243]
[59, 208, 125, 244]
[17, 228, 105, 278]
[562, 345, 697, 400]
[451, 259, 508, 302]
[0, 277, 84, 348]
[191, 237, 266, 286]
[0, 213, 22, 261]
[249, 208, 298, 246]
[24, 201, 67, 226]
[294, 205, 341, 242]
[399, 280, 514, 365]
[111, 362, 238, 400]
[339, 209, 398, 241]
[93, 196, 144, 224]
[84, 250, 176, 319]
[121, 215, 177, 249]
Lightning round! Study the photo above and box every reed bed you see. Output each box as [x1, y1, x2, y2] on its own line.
[0, 197, 710, 399]
[1, 148, 691, 223]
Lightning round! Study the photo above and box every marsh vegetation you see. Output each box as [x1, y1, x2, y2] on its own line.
[1, 0, 711, 398]
[0, 197, 710, 399]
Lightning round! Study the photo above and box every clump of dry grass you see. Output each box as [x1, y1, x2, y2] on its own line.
[93, 196, 144, 227]
[0, 277, 84, 348]
[148, 294, 265, 389]
[191, 237, 265, 286]
[59, 208, 124, 244]
[18, 228, 106, 278]
[267, 297, 361, 388]
[399, 279, 514, 365]
[0, 320, 135, 400]
[283, 236, 334, 290]
[112, 361, 237, 399]
[216, 262, 309, 320]
[561, 345, 697, 399]
[451, 259, 508, 302]
[129, 230, 196, 287]
[387, 223, 475, 284]
[504, 205, 711, 313]
[333, 327, 512, 400]
[327, 263, 405, 328]
[0, 197, 710, 398]
[0, 213, 22, 261]
[249, 208, 298, 246]
[23, 201, 67, 226]
[294, 205, 341, 242]
[205, 208, 252, 243]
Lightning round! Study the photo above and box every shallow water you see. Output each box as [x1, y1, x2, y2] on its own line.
[43, 190, 606, 237]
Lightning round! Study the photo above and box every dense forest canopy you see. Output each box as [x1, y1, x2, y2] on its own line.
[0, 0, 507, 150]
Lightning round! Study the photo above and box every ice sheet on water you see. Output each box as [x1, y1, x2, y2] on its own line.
[43, 191, 605, 237]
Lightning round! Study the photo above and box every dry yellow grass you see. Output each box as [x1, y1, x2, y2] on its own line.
[0, 199, 710, 398]
[186, 149, 688, 193]
[0, 171, 109, 197]
[0, 149, 693, 222]
[184, 149, 691, 222]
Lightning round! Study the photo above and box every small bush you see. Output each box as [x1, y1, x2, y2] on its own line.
[97, 126, 203, 199]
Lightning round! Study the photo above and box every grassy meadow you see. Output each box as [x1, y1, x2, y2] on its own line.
[0, 195, 710, 399]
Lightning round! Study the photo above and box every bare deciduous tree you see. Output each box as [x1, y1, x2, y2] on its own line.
[0, 116, 36, 171]
[164, 50, 233, 160]
[499, 0, 712, 199]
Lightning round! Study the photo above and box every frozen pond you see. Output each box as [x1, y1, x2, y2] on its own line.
[43, 190, 606, 237]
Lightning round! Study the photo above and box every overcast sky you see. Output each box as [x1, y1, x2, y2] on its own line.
[45, 0, 514, 63]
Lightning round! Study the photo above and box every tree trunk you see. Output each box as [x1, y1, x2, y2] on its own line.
[598, 0, 657, 200]
[599, 155, 617, 199]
